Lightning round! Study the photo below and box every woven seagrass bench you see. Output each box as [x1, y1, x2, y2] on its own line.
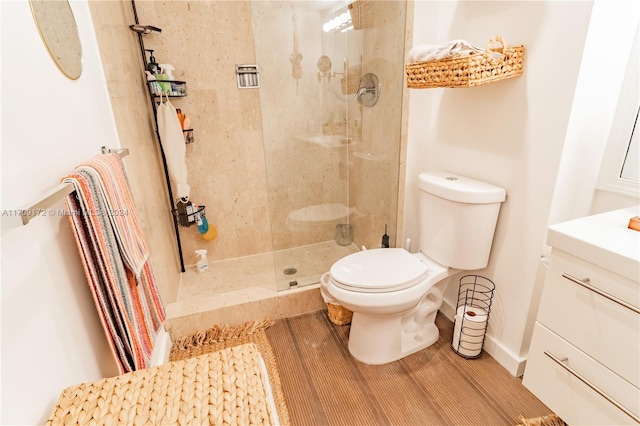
[46, 343, 280, 425]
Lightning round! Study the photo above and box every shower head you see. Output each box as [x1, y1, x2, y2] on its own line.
[129, 24, 162, 35]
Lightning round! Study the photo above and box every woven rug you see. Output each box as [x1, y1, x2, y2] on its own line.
[517, 414, 566, 426]
[170, 319, 291, 426]
[47, 343, 277, 425]
[46, 319, 290, 425]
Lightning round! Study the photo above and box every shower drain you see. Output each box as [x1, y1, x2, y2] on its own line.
[283, 267, 297, 275]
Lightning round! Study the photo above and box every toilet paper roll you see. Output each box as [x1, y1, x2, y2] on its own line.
[452, 305, 488, 358]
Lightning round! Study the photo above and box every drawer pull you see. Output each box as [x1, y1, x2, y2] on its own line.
[544, 351, 640, 424]
[562, 273, 640, 315]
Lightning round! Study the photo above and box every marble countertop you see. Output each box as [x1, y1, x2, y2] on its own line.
[546, 206, 640, 282]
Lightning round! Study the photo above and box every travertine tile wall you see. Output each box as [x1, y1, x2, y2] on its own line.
[350, 1, 406, 250]
[90, 0, 406, 285]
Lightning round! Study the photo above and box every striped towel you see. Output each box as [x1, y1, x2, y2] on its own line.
[62, 153, 166, 374]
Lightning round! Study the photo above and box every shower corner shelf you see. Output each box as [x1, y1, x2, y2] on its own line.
[149, 79, 187, 97]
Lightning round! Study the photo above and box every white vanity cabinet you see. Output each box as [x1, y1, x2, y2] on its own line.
[523, 206, 640, 425]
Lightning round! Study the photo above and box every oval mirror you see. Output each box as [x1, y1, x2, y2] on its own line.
[30, 0, 83, 80]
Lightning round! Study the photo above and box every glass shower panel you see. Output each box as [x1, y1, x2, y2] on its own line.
[252, 1, 359, 291]
[252, 0, 406, 292]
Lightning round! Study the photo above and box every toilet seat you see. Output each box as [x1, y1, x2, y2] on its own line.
[330, 248, 429, 293]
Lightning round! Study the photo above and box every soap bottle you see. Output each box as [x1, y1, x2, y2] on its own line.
[195, 207, 208, 234]
[195, 250, 209, 273]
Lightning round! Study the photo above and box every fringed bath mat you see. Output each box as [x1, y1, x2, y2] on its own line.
[517, 414, 566, 426]
[170, 318, 274, 360]
[170, 319, 290, 425]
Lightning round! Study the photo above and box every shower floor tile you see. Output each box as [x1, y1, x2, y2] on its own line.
[166, 241, 358, 320]
[274, 241, 358, 290]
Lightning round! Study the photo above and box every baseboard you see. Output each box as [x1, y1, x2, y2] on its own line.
[439, 302, 527, 377]
[483, 335, 528, 377]
[150, 325, 173, 366]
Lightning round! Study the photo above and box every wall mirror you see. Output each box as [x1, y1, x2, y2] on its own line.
[30, 0, 83, 80]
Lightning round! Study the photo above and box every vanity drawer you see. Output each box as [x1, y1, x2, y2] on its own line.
[524, 323, 640, 425]
[537, 251, 640, 388]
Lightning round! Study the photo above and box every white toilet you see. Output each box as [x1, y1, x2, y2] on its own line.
[321, 171, 506, 365]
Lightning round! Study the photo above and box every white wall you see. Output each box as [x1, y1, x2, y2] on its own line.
[548, 1, 639, 225]
[1, 1, 120, 423]
[589, 3, 639, 214]
[404, 1, 594, 375]
[520, 0, 639, 362]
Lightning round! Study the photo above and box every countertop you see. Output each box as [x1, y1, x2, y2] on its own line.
[546, 206, 640, 282]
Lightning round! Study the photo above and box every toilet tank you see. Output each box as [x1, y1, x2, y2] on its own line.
[418, 171, 506, 270]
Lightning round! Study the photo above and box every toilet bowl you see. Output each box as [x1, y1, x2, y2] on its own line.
[322, 248, 456, 364]
[323, 171, 506, 365]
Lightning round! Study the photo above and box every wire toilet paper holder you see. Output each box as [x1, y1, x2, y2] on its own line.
[451, 275, 496, 359]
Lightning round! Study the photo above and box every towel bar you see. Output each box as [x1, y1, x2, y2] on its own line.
[16, 147, 129, 226]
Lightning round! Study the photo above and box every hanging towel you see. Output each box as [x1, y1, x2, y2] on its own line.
[62, 153, 166, 374]
[408, 39, 488, 63]
[157, 94, 190, 200]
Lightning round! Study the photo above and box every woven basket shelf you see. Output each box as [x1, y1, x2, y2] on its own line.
[406, 36, 524, 89]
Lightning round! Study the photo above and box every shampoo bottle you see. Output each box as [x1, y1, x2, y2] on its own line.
[195, 250, 209, 273]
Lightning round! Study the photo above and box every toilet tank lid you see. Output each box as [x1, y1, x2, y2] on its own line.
[419, 171, 506, 204]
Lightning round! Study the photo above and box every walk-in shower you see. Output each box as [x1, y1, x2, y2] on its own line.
[109, 0, 408, 320]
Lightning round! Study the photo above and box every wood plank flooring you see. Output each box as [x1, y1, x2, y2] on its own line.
[266, 310, 551, 426]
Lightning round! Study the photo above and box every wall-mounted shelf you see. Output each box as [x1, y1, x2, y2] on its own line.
[149, 80, 187, 97]
[405, 36, 524, 89]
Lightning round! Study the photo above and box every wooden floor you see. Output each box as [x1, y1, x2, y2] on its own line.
[265, 310, 551, 426]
